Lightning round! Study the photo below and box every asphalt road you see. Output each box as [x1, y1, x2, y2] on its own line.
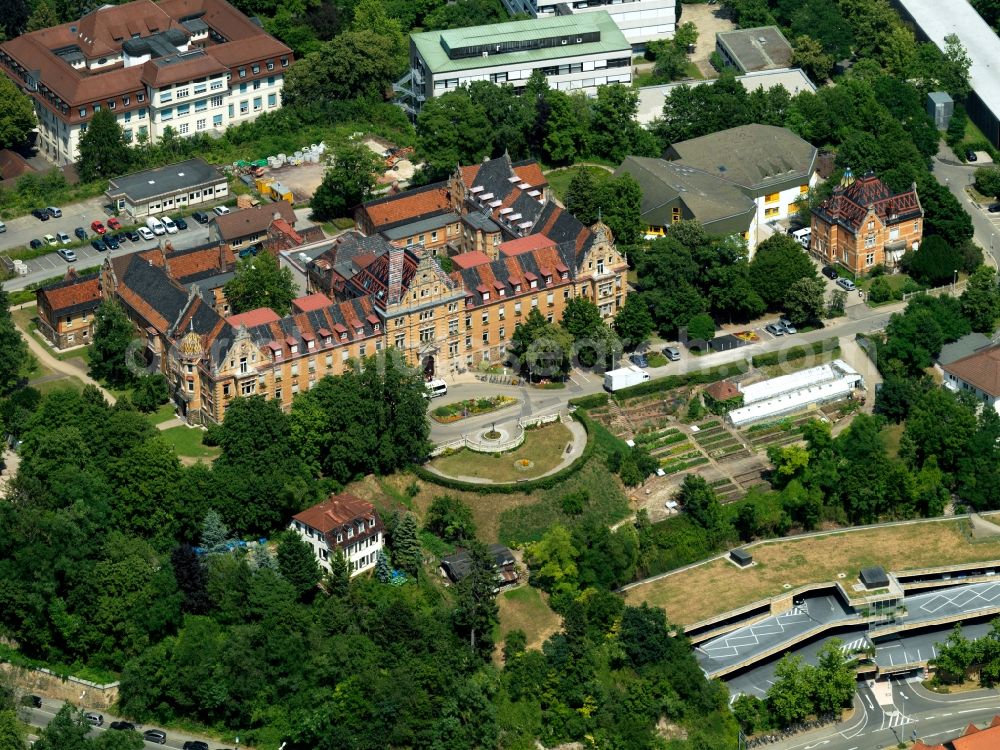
[932, 145, 1000, 268]
[21, 695, 230, 750]
[428, 304, 899, 444]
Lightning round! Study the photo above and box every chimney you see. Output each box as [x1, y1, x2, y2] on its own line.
[219, 242, 226, 271]
[387, 244, 403, 306]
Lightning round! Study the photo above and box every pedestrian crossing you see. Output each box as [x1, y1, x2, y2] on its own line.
[882, 709, 915, 729]
[841, 636, 868, 655]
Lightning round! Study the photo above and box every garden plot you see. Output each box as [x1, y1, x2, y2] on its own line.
[690, 421, 749, 461]
[633, 425, 705, 474]
[741, 413, 818, 450]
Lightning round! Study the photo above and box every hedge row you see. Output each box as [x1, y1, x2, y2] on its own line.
[412, 412, 593, 494]
[568, 392, 609, 409]
[751, 338, 840, 368]
[612, 361, 750, 401]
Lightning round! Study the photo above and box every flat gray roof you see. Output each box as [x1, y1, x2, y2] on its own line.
[636, 68, 815, 125]
[897, 0, 1000, 121]
[106, 158, 226, 203]
[716, 26, 792, 72]
[381, 212, 460, 240]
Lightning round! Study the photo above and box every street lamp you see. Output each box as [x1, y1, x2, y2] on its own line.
[953, 269, 959, 291]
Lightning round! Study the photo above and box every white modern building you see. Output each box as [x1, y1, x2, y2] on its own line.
[728, 360, 864, 427]
[0, 0, 292, 165]
[289, 493, 385, 576]
[501, 0, 677, 49]
[395, 12, 631, 115]
[106, 158, 228, 219]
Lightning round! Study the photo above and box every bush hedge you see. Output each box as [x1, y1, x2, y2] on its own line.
[569, 392, 609, 409]
[612, 361, 749, 401]
[751, 338, 840, 368]
[412, 412, 593, 494]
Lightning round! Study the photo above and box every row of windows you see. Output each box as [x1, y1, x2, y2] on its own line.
[80, 92, 145, 118]
[237, 58, 288, 78]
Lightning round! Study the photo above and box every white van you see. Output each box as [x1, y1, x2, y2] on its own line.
[146, 216, 166, 236]
[791, 227, 811, 249]
[425, 379, 448, 399]
[160, 216, 178, 234]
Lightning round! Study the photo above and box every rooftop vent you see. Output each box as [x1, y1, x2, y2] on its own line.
[758, 36, 766, 43]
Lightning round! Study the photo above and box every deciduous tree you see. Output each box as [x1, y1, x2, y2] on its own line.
[0, 77, 35, 150]
[424, 496, 477, 543]
[77, 109, 130, 181]
[960, 265, 1000, 332]
[311, 141, 383, 221]
[223, 250, 296, 316]
[89, 300, 139, 387]
[784, 277, 826, 325]
[613, 294, 654, 350]
[749, 234, 818, 309]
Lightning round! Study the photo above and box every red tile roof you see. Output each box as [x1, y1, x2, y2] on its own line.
[292, 493, 377, 533]
[813, 171, 922, 233]
[360, 184, 451, 229]
[213, 202, 296, 241]
[37, 274, 101, 314]
[451, 251, 492, 269]
[705, 380, 740, 401]
[292, 293, 333, 313]
[499, 234, 556, 256]
[953, 717, 1000, 750]
[942, 344, 1000, 397]
[226, 307, 280, 328]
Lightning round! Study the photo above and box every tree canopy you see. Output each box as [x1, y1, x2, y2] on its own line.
[223, 251, 296, 316]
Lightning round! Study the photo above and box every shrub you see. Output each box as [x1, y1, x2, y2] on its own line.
[750, 338, 839, 367]
[867, 276, 894, 304]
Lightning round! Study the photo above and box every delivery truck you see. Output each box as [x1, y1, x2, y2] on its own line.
[603, 364, 650, 392]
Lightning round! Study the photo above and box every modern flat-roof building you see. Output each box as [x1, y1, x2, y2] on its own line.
[499, 0, 678, 49]
[895, 0, 1000, 147]
[727, 360, 863, 426]
[0, 0, 293, 165]
[715, 26, 793, 74]
[394, 12, 631, 115]
[106, 158, 227, 218]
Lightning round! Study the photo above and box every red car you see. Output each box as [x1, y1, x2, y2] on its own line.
[107, 216, 121, 230]
[91, 220, 106, 234]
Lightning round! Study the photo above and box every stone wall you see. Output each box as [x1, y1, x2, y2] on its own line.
[0, 663, 120, 709]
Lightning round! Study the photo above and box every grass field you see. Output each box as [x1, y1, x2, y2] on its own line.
[428, 422, 573, 482]
[625, 519, 1000, 626]
[158, 425, 220, 462]
[545, 165, 612, 202]
[145, 402, 178, 425]
[495, 586, 562, 653]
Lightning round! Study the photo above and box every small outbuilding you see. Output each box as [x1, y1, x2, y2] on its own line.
[440, 544, 518, 587]
[731, 548, 753, 567]
[860, 566, 889, 589]
[106, 158, 228, 219]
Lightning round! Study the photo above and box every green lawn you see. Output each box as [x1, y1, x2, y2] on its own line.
[495, 586, 562, 652]
[158, 425, 221, 462]
[429, 422, 573, 482]
[545, 166, 612, 203]
[145, 402, 178, 425]
[11, 305, 91, 364]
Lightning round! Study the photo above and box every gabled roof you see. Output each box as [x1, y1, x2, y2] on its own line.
[952, 716, 1000, 750]
[359, 181, 452, 231]
[212, 202, 296, 241]
[451, 251, 492, 269]
[36, 273, 101, 316]
[226, 307, 280, 328]
[812, 171, 923, 233]
[499, 234, 556, 256]
[941, 343, 1000, 397]
[440, 544, 516, 583]
[293, 493, 377, 533]
[450, 246, 570, 306]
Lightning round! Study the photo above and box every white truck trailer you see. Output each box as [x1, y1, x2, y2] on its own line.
[603, 364, 650, 392]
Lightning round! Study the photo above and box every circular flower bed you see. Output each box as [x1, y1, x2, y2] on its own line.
[514, 458, 534, 471]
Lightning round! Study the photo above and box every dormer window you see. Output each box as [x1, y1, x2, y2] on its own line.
[545, 275, 552, 285]
[307, 340, 315, 349]
[355, 327, 363, 336]
[482, 291, 490, 301]
[374, 323, 380, 331]
[274, 350, 282, 359]
[325, 336, 332, 345]
[290, 344, 298, 354]
[340, 332, 347, 341]
[514, 283, 521, 292]
[498, 288, 505, 296]
[336, 533, 342, 543]
[369, 518, 375, 527]
[530, 279, 537, 289]
[347, 527, 354, 538]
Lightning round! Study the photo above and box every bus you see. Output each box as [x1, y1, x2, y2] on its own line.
[425, 379, 448, 399]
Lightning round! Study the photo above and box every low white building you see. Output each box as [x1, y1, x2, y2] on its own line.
[395, 12, 631, 115]
[289, 493, 385, 576]
[106, 158, 228, 219]
[728, 360, 863, 427]
[501, 0, 677, 49]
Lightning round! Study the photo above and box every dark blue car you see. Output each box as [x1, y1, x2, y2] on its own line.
[91, 238, 106, 252]
[74, 227, 87, 241]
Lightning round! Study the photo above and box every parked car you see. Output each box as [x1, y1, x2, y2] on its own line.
[84, 712, 103, 727]
[109, 721, 136, 731]
[821, 265, 838, 280]
[174, 216, 188, 230]
[989, 203, 1000, 213]
[161, 215, 178, 234]
[29, 239, 42, 249]
[32, 209, 49, 221]
[213, 205, 231, 216]
[107, 216, 121, 230]
[836, 277, 857, 292]
[91, 220, 106, 234]
[137, 226, 155, 241]
[57, 231, 71, 244]
[126, 229, 141, 242]
[629, 353, 648, 368]
[57, 248, 77, 262]
[20, 695, 42, 708]
[44, 234, 57, 246]
[192, 211, 210, 224]
[765, 323, 785, 336]
[146, 216, 166, 235]
[46, 206, 62, 218]
[966, 149, 978, 162]
[662, 346, 681, 361]
[74, 227, 88, 240]
[778, 317, 797, 334]
[103, 235, 120, 250]
[91, 239, 106, 252]
[0, 221, 6, 232]
[143, 729, 167, 744]
[114, 232, 128, 244]
[182, 742, 209, 750]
